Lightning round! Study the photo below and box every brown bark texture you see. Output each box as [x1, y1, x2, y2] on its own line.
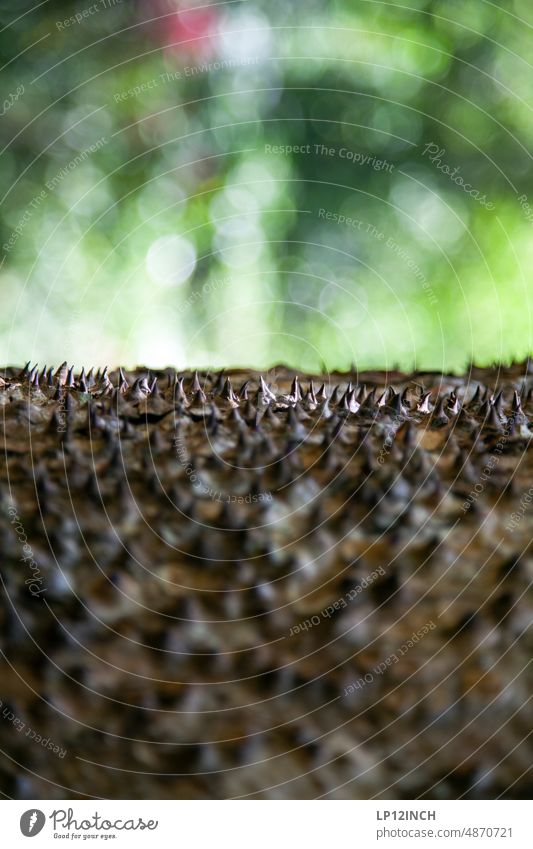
[0, 362, 532, 799]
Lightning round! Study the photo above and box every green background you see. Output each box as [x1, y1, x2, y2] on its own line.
[1, 0, 532, 372]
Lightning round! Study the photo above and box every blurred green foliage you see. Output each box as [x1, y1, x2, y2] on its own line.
[1, 0, 533, 371]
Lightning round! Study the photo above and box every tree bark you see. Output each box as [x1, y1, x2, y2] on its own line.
[0, 362, 532, 799]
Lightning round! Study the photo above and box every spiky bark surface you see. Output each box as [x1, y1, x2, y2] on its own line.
[0, 362, 532, 800]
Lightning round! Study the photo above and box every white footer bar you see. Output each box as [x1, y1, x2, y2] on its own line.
[2, 800, 530, 848]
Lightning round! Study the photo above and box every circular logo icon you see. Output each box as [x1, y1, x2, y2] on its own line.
[20, 810, 46, 837]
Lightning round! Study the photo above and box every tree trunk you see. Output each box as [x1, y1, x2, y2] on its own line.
[0, 362, 532, 799]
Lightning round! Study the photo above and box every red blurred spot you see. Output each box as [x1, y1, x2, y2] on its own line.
[157, 4, 219, 59]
